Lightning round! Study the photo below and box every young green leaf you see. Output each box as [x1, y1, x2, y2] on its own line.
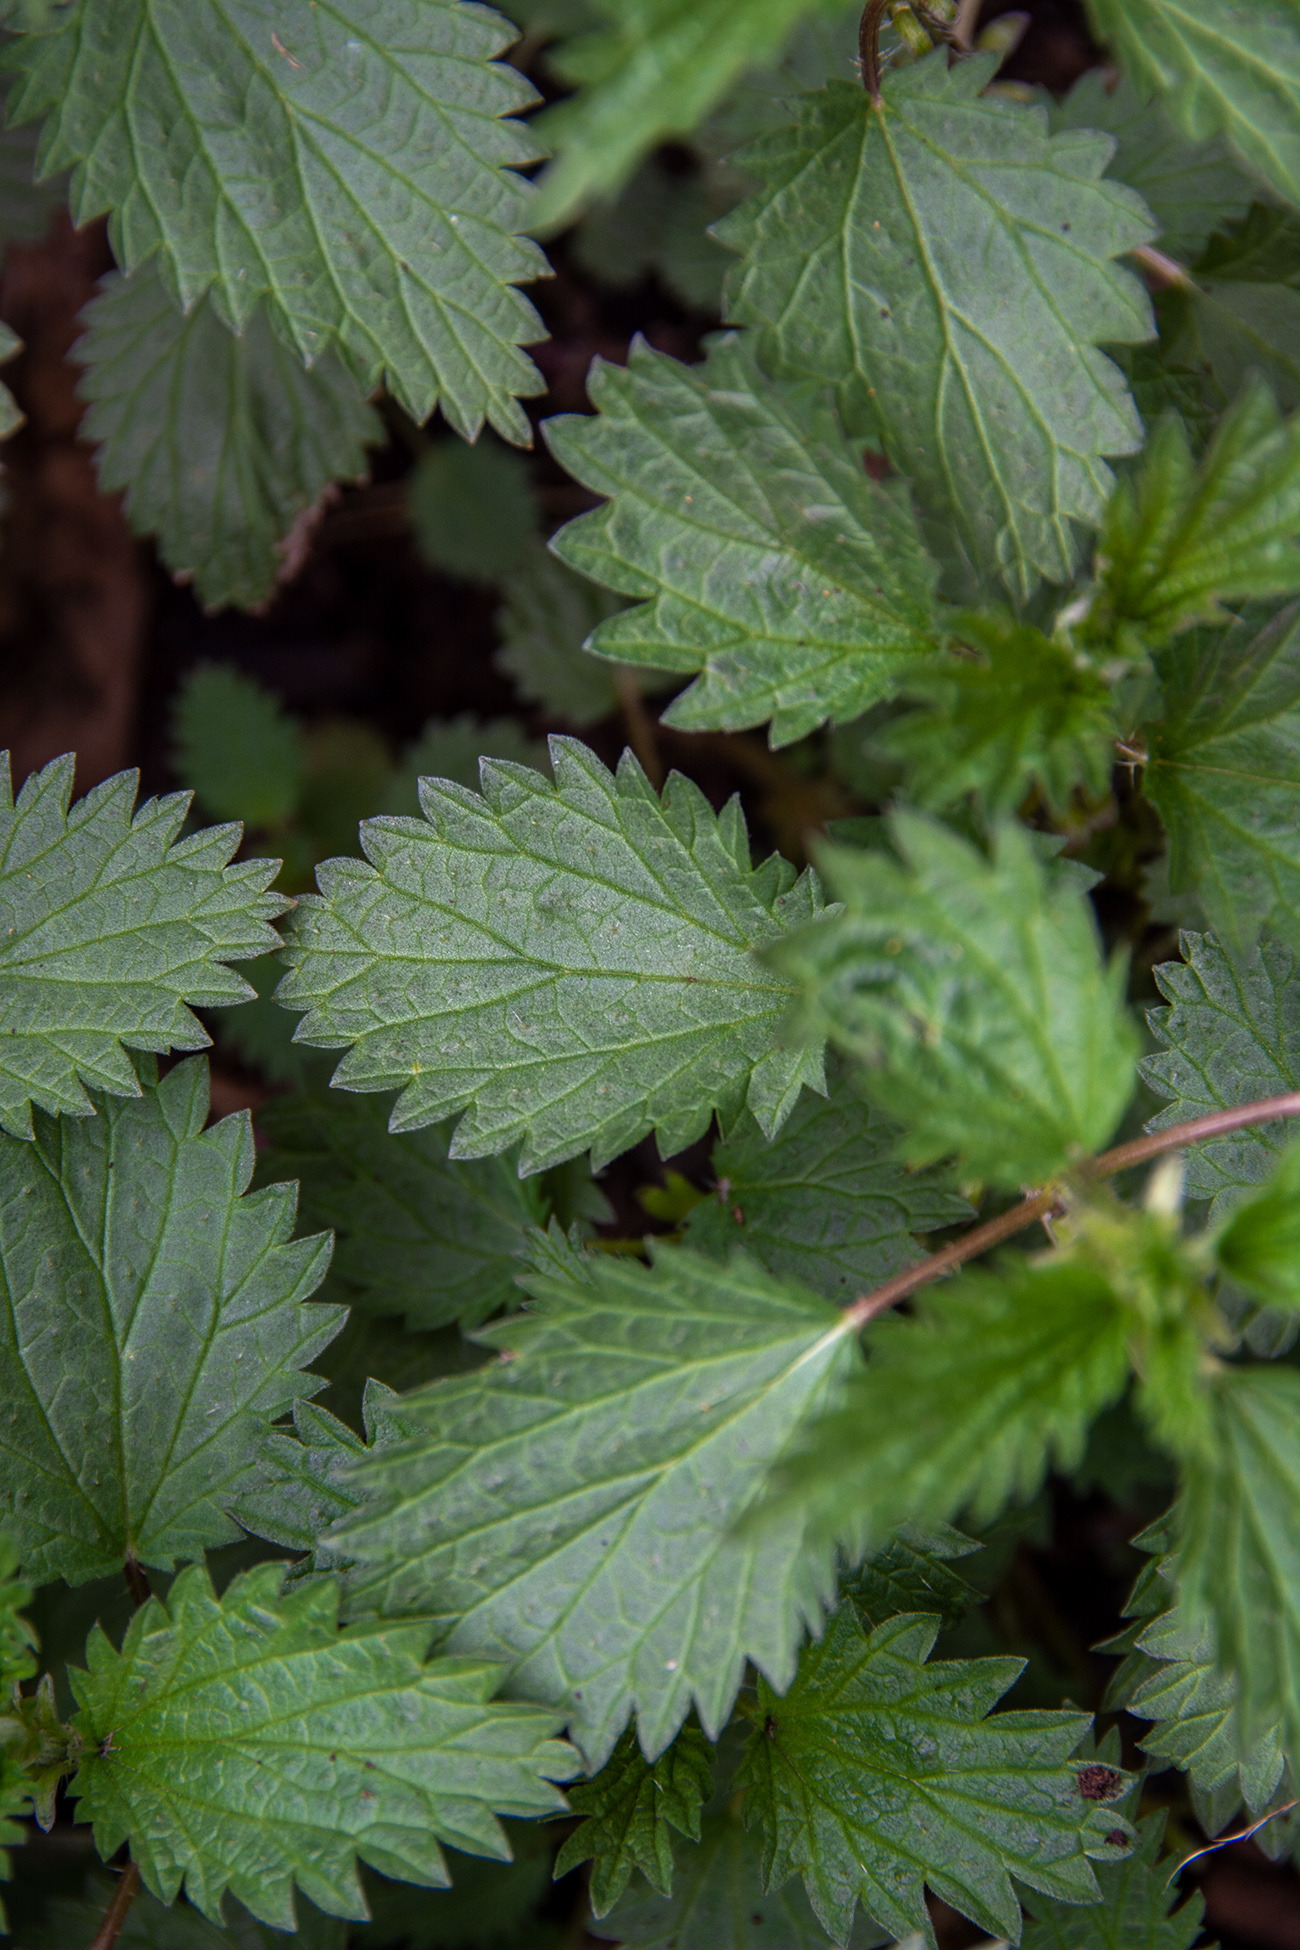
[876, 612, 1117, 817]
[719, 53, 1153, 594]
[842, 1524, 983, 1632]
[570, 154, 738, 311]
[1215, 1140, 1300, 1310]
[0, 753, 285, 1139]
[279, 738, 827, 1174]
[69, 1562, 577, 1930]
[495, 544, 668, 731]
[1094, 384, 1300, 650]
[1140, 601, 1300, 951]
[4, 0, 548, 439]
[1021, 1811, 1206, 1950]
[1085, 0, 1300, 213]
[1143, 931, 1300, 1214]
[768, 1257, 1132, 1562]
[529, 0, 844, 231]
[740, 1607, 1130, 1948]
[1048, 70, 1260, 264]
[78, 265, 380, 612]
[682, 1056, 972, 1301]
[602, 1786, 889, 1950]
[0, 1058, 339, 1585]
[1171, 1364, 1300, 1759]
[767, 813, 1138, 1187]
[407, 439, 539, 585]
[554, 1724, 714, 1916]
[0, 322, 20, 440]
[546, 336, 940, 747]
[255, 1090, 545, 1331]
[171, 666, 306, 831]
[381, 716, 550, 816]
[333, 1243, 858, 1767]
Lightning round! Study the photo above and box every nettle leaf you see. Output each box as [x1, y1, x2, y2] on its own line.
[767, 813, 1138, 1187]
[78, 263, 380, 612]
[0, 1058, 339, 1585]
[843, 1523, 983, 1632]
[0, 1535, 35, 1690]
[255, 1090, 545, 1331]
[1215, 1141, 1300, 1311]
[876, 612, 1117, 817]
[228, 1387, 411, 1561]
[719, 52, 1154, 595]
[1171, 1364, 1300, 1761]
[740, 1607, 1130, 1949]
[495, 544, 670, 731]
[36, 1881, 349, 1950]
[0, 754, 284, 1139]
[69, 1563, 577, 1930]
[1048, 69, 1259, 263]
[682, 1055, 972, 1302]
[334, 1244, 859, 1768]
[0, 105, 66, 247]
[1140, 601, 1300, 951]
[554, 1723, 714, 1916]
[407, 438, 539, 585]
[1171, 205, 1300, 413]
[768, 1257, 1132, 1562]
[530, 0, 844, 231]
[1144, 931, 1300, 1214]
[1108, 1560, 1289, 1834]
[0, 323, 20, 439]
[1095, 383, 1300, 651]
[171, 666, 306, 830]
[546, 336, 940, 747]
[1084, 0, 1300, 213]
[1022, 1811, 1205, 1950]
[4, 0, 548, 439]
[602, 1784, 889, 1950]
[279, 737, 827, 1175]
[383, 716, 550, 815]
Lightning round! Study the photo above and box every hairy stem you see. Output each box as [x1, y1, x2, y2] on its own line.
[843, 1089, 1300, 1329]
[859, 0, 891, 102]
[89, 1862, 140, 1950]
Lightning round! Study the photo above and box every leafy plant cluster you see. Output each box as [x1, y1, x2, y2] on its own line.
[1, 0, 1300, 1946]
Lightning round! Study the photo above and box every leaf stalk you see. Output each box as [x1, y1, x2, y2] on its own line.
[842, 1089, 1300, 1328]
[89, 1862, 141, 1950]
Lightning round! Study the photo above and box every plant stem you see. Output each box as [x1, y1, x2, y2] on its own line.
[123, 1554, 151, 1610]
[859, 0, 891, 102]
[1131, 242, 1192, 290]
[843, 1089, 1300, 1329]
[89, 1862, 140, 1950]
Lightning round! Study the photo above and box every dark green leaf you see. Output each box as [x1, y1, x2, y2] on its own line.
[353, 1826, 556, 1948]
[1141, 601, 1300, 951]
[494, 545, 642, 730]
[1143, 929, 1300, 1214]
[333, 1242, 858, 1768]
[1215, 1140, 1300, 1310]
[0, 1058, 339, 1584]
[0, 1534, 36, 1690]
[279, 737, 827, 1174]
[682, 1055, 972, 1301]
[719, 52, 1153, 594]
[843, 1523, 983, 1631]
[381, 716, 550, 814]
[407, 439, 539, 584]
[255, 1089, 545, 1331]
[546, 336, 939, 746]
[1162, 205, 1300, 414]
[170, 666, 305, 830]
[741, 1607, 1130, 1947]
[78, 265, 379, 612]
[529, 0, 845, 230]
[876, 612, 1117, 816]
[69, 1562, 577, 1930]
[35, 1880, 348, 1948]
[1085, 0, 1300, 212]
[767, 813, 1138, 1187]
[1048, 69, 1259, 263]
[1170, 1364, 1300, 1759]
[5, 0, 548, 438]
[0, 754, 284, 1137]
[554, 1724, 714, 1915]
[1022, 1812, 1206, 1950]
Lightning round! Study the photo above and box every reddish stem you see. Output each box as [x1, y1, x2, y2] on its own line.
[842, 1090, 1300, 1329]
[89, 1862, 140, 1950]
